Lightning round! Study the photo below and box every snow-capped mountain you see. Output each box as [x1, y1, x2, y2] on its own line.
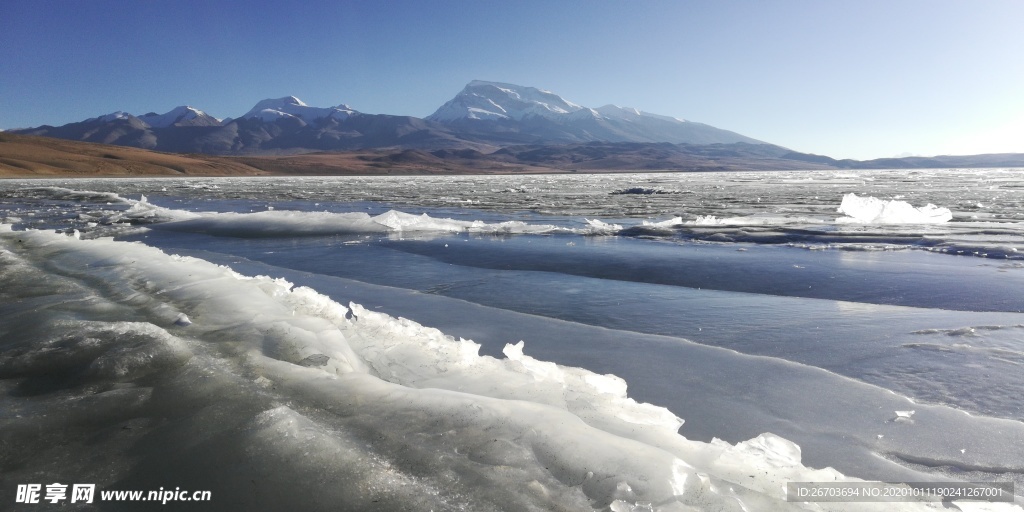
[241, 96, 356, 124]
[593, 104, 684, 124]
[428, 81, 674, 124]
[427, 80, 764, 145]
[86, 111, 134, 123]
[11, 96, 467, 154]
[12, 82, 767, 154]
[139, 106, 222, 128]
[428, 81, 586, 122]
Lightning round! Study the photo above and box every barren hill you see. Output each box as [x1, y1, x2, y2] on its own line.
[0, 134, 550, 178]
[0, 133, 265, 177]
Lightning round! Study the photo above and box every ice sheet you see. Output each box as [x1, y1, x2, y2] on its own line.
[5, 227, 1015, 510]
[2, 177, 1022, 260]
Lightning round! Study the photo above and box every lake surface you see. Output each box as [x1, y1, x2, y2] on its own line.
[2, 170, 1022, 510]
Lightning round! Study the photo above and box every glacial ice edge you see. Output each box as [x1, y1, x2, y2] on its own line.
[0, 225, 1017, 511]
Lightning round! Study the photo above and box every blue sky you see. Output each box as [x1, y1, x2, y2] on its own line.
[2, 0, 1022, 160]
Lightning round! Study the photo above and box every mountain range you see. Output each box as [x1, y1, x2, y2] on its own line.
[7, 80, 1024, 174]
[10, 81, 765, 155]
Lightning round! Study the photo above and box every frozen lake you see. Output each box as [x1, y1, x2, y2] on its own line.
[1, 170, 1022, 510]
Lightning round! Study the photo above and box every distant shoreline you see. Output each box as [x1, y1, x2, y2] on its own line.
[3, 133, 1023, 179]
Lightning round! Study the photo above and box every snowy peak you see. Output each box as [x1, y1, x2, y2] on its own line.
[139, 106, 221, 128]
[14, 84, 766, 152]
[87, 111, 134, 123]
[595, 105, 686, 124]
[429, 81, 689, 125]
[427, 81, 763, 145]
[242, 96, 357, 124]
[428, 81, 585, 122]
[246, 96, 307, 113]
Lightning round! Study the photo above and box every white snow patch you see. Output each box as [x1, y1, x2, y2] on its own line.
[837, 193, 952, 224]
[241, 96, 357, 124]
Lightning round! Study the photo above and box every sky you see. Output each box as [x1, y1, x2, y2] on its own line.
[2, 0, 1023, 160]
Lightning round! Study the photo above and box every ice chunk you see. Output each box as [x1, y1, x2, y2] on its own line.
[173, 313, 192, 326]
[584, 218, 623, 234]
[136, 207, 571, 237]
[837, 193, 952, 224]
[894, 410, 916, 422]
[642, 217, 684, 228]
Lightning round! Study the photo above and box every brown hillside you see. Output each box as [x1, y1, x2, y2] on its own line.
[0, 134, 555, 177]
[0, 133, 271, 177]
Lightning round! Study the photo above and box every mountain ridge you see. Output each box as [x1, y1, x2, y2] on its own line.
[10, 81, 765, 154]
[5, 132, 1024, 179]
[8, 81, 1024, 172]
[425, 80, 764, 146]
